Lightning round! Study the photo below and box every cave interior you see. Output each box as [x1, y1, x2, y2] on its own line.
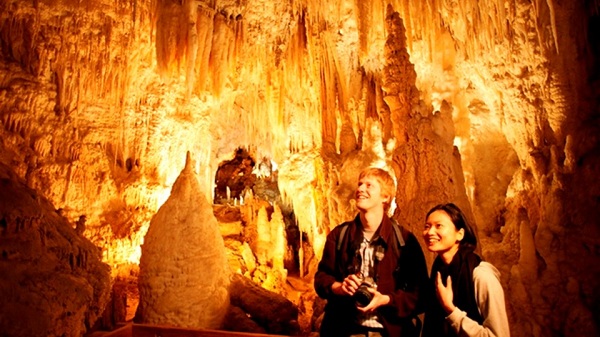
[0, 0, 599, 337]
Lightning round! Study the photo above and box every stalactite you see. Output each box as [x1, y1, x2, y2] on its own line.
[273, 9, 324, 160]
[189, 5, 214, 95]
[545, 0, 559, 53]
[3, 14, 39, 75]
[54, 62, 71, 116]
[184, 0, 198, 100]
[387, 0, 554, 61]
[287, 11, 308, 82]
[155, 0, 187, 77]
[209, 12, 234, 96]
[355, 0, 370, 56]
[225, 15, 239, 78]
[319, 35, 339, 153]
[33, 135, 52, 158]
[532, 0, 545, 57]
[233, 14, 244, 63]
[365, 74, 378, 120]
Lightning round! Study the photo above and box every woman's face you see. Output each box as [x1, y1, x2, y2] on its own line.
[423, 210, 464, 258]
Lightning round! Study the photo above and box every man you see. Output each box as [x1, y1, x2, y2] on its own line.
[314, 167, 428, 337]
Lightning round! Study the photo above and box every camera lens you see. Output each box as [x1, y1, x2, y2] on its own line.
[354, 283, 373, 307]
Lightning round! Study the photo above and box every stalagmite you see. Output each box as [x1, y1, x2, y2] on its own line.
[137, 152, 230, 329]
[255, 205, 270, 265]
[270, 204, 286, 273]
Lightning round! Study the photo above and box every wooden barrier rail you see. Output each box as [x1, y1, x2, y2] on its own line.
[95, 323, 290, 337]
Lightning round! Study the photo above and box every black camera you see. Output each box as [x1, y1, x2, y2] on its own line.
[354, 276, 376, 307]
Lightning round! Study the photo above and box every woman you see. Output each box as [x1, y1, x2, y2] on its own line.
[421, 203, 510, 337]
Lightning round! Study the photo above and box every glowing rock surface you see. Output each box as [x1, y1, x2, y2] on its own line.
[137, 153, 230, 329]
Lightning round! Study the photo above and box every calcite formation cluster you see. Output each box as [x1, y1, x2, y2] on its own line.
[0, 0, 598, 336]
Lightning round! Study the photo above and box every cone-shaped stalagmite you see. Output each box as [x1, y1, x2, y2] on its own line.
[137, 152, 230, 329]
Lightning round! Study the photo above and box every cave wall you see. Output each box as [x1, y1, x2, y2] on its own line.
[0, 162, 111, 336]
[0, 0, 598, 336]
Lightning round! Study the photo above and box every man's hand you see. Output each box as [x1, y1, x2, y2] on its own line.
[356, 287, 390, 313]
[435, 272, 456, 314]
[331, 274, 362, 296]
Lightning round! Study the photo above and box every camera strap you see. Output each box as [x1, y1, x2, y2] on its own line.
[337, 219, 407, 285]
[372, 244, 385, 283]
[336, 218, 405, 253]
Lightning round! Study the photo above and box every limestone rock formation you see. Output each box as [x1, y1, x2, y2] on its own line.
[137, 153, 230, 329]
[222, 305, 266, 334]
[0, 0, 598, 336]
[0, 163, 111, 337]
[227, 273, 300, 335]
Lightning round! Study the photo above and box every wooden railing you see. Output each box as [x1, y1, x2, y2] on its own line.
[98, 323, 291, 337]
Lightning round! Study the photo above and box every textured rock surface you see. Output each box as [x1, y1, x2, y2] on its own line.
[0, 0, 598, 336]
[0, 163, 111, 337]
[228, 273, 300, 335]
[137, 153, 230, 329]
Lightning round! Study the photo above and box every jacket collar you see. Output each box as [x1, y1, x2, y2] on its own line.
[350, 214, 394, 248]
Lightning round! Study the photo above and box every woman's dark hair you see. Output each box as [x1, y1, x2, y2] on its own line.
[426, 203, 478, 249]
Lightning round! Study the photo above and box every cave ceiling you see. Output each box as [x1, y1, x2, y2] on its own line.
[0, 0, 599, 336]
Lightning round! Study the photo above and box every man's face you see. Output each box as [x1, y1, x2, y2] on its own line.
[355, 175, 388, 212]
